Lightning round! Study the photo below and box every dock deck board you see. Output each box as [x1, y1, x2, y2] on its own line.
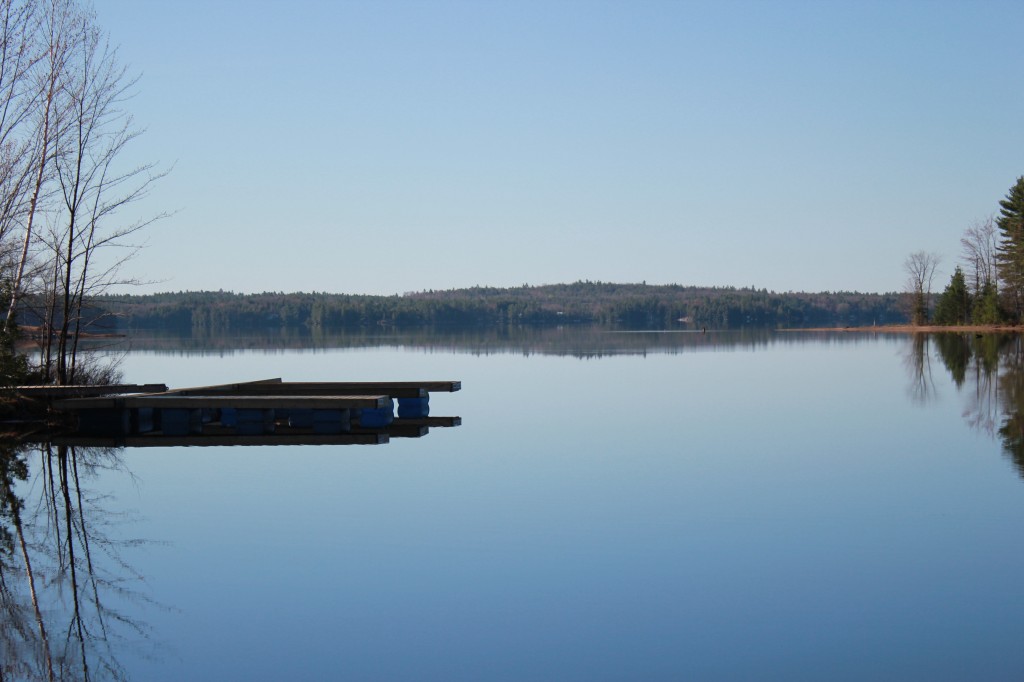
[15, 383, 169, 397]
[394, 416, 462, 427]
[165, 380, 460, 397]
[55, 394, 391, 410]
[52, 433, 390, 448]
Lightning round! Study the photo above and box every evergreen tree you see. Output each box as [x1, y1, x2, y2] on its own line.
[996, 176, 1024, 322]
[972, 281, 1003, 325]
[933, 267, 971, 325]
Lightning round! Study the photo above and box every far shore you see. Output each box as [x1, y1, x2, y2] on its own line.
[785, 324, 1024, 333]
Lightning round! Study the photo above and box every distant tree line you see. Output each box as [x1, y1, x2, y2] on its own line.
[910, 175, 1024, 326]
[83, 283, 907, 333]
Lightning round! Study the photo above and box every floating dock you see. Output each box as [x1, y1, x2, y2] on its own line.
[24, 378, 461, 447]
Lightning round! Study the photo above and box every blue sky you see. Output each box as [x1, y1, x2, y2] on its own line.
[93, 0, 1024, 295]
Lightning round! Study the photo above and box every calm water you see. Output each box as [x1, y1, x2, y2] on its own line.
[4, 329, 1024, 681]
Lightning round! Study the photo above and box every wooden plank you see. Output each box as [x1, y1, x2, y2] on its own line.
[317, 381, 459, 393]
[385, 425, 429, 438]
[352, 424, 429, 438]
[160, 378, 283, 395]
[272, 425, 348, 436]
[394, 416, 462, 427]
[259, 381, 458, 393]
[173, 384, 430, 398]
[50, 433, 389, 448]
[54, 394, 390, 410]
[14, 383, 168, 397]
[169, 381, 459, 397]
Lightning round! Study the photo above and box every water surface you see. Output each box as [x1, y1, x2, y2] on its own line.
[4, 330, 1023, 680]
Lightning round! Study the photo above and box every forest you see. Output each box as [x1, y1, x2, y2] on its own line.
[908, 175, 1024, 326]
[84, 282, 908, 333]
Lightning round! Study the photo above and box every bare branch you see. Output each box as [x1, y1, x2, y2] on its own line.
[961, 215, 998, 296]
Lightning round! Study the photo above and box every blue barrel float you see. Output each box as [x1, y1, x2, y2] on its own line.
[221, 407, 276, 435]
[358, 399, 395, 428]
[397, 396, 429, 418]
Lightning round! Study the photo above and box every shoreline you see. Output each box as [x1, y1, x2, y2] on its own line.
[783, 325, 1024, 333]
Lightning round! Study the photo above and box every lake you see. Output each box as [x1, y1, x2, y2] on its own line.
[3, 328, 1024, 681]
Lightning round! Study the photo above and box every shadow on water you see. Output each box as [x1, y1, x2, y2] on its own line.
[910, 333, 1024, 477]
[0, 443, 156, 681]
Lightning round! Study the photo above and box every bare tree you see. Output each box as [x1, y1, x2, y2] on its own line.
[0, 0, 43, 270]
[43, 15, 165, 384]
[904, 250, 940, 325]
[4, 0, 83, 334]
[0, 0, 165, 384]
[961, 216, 999, 296]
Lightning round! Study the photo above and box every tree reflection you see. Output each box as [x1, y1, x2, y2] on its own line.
[0, 442, 152, 681]
[925, 333, 1024, 476]
[933, 333, 972, 387]
[995, 337, 1024, 473]
[903, 333, 939, 404]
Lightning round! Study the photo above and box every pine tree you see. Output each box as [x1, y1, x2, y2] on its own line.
[933, 267, 970, 325]
[996, 177, 1024, 322]
[972, 281, 1003, 325]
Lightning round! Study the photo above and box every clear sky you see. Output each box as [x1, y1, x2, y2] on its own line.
[92, 0, 1024, 295]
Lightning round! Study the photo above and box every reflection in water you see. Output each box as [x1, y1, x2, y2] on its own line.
[924, 334, 1024, 475]
[0, 418, 450, 680]
[903, 334, 939, 404]
[0, 443, 151, 681]
[116, 325, 884, 359]
[996, 338, 1024, 469]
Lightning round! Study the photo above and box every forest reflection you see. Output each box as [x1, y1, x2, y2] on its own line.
[0, 443, 151, 681]
[910, 333, 1024, 476]
[120, 325, 879, 358]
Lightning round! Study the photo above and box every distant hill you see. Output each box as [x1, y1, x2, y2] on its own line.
[88, 282, 908, 332]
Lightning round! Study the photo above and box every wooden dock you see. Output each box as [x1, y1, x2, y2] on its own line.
[38, 378, 461, 446]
